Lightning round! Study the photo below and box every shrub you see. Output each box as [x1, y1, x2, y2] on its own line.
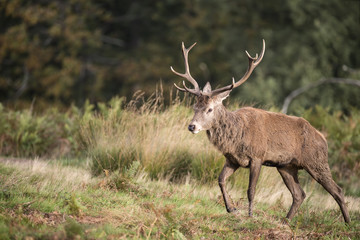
[105, 160, 141, 192]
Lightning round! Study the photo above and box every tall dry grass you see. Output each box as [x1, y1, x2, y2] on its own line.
[79, 91, 225, 183]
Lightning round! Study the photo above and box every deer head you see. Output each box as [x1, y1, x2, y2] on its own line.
[171, 40, 265, 133]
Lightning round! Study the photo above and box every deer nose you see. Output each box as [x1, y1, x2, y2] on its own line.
[188, 124, 195, 132]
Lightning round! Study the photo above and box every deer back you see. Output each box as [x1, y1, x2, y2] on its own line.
[207, 107, 328, 168]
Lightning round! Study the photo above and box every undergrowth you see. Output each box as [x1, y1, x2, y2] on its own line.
[0, 91, 359, 196]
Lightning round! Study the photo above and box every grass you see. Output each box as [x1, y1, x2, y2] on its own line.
[0, 92, 360, 238]
[78, 93, 227, 186]
[0, 157, 359, 239]
[1, 92, 359, 196]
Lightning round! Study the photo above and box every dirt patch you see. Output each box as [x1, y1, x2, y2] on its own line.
[257, 229, 293, 239]
[235, 227, 293, 240]
[7, 209, 65, 226]
[6, 207, 106, 227]
[76, 215, 105, 224]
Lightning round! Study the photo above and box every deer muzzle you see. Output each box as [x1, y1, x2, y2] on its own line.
[188, 124, 196, 132]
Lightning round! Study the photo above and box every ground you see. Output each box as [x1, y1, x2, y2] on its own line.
[0, 157, 359, 239]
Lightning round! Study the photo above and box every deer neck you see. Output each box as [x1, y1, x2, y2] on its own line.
[206, 105, 244, 153]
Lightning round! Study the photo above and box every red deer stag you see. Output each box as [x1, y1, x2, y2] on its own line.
[170, 40, 350, 223]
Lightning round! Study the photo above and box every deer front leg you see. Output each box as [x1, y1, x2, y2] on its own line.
[219, 160, 239, 213]
[247, 161, 261, 217]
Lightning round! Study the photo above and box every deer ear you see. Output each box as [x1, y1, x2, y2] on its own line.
[213, 90, 231, 103]
[203, 82, 212, 93]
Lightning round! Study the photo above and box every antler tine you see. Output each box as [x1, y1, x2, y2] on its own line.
[182, 81, 201, 95]
[233, 39, 265, 89]
[171, 42, 200, 95]
[209, 39, 265, 97]
[173, 81, 200, 95]
[173, 82, 186, 92]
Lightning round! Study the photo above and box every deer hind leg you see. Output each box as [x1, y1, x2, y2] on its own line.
[305, 165, 351, 223]
[247, 161, 261, 217]
[277, 166, 306, 221]
[219, 160, 239, 213]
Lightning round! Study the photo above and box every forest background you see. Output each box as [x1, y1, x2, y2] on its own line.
[0, 0, 359, 113]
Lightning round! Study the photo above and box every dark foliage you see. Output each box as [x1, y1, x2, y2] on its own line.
[0, 0, 359, 112]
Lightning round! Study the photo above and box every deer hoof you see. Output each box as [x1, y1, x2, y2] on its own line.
[226, 207, 237, 213]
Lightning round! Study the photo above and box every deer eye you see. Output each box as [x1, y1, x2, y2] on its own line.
[207, 108, 213, 113]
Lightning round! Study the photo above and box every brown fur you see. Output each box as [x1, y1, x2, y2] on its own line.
[171, 41, 350, 223]
[191, 95, 350, 223]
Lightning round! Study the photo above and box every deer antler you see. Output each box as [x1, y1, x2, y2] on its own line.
[209, 39, 265, 96]
[171, 42, 201, 96]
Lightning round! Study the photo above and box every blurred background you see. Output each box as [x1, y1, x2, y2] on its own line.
[0, 0, 359, 113]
